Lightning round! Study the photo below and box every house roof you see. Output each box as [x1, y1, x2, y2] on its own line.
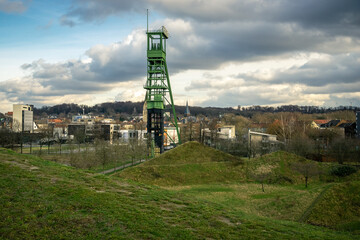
[313, 119, 330, 125]
[320, 119, 341, 128]
[335, 120, 350, 127]
[48, 119, 63, 123]
[337, 122, 355, 128]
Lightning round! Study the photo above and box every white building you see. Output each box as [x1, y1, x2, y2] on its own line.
[164, 127, 180, 146]
[217, 125, 236, 139]
[203, 125, 236, 140]
[248, 130, 282, 157]
[12, 104, 34, 133]
[118, 129, 147, 142]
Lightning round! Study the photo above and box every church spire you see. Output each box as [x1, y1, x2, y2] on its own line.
[185, 100, 190, 116]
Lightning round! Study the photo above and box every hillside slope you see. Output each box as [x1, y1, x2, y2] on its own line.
[305, 181, 360, 233]
[118, 142, 327, 186]
[118, 141, 245, 186]
[0, 148, 356, 239]
[245, 151, 326, 185]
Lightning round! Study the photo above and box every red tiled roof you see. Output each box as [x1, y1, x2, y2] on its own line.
[313, 120, 330, 125]
[48, 119, 63, 123]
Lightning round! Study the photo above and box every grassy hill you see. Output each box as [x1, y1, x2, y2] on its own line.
[0, 148, 358, 239]
[117, 141, 245, 186]
[244, 150, 329, 185]
[118, 142, 326, 186]
[117, 142, 360, 237]
[305, 181, 360, 233]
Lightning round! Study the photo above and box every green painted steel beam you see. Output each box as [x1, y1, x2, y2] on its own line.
[164, 60, 181, 144]
[145, 24, 181, 155]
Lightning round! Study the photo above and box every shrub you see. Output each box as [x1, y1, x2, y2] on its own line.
[330, 165, 357, 177]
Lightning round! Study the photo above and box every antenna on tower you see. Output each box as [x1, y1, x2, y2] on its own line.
[147, 9, 149, 33]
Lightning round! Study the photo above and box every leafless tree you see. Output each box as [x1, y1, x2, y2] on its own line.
[94, 139, 109, 170]
[74, 128, 86, 152]
[287, 134, 314, 158]
[252, 167, 272, 192]
[291, 161, 320, 188]
[329, 138, 353, 164]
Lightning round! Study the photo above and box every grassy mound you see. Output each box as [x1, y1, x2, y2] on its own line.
[305, 181, 360, 233]
[119, 143, 329, 187]
[145, 141, 242, 165]
[245, 151, 323, 185]
[0, 148, 357, 239]
[118, 141, 245, 186]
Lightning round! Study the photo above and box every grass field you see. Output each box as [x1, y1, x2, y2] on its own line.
[1, 144, 359, 239]
[117, 141, 360, 236]
[118, 142, 332, 186]
[165, 182, 326, 222]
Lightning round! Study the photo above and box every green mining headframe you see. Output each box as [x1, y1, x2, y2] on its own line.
[144, 25, 181, 157]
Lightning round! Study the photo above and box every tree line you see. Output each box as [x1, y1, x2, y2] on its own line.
[30, 102, 360, 119]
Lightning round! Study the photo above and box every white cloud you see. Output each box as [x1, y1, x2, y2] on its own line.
[0, 0, 27, 13]
[2, 1, 360, 112]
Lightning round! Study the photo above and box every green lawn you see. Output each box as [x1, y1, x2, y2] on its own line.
[118, 142, 334, 187]
[165, 182, 328, 222]
[0, 146, 359, 239]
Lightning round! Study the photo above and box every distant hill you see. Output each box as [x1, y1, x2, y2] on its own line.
[33, 101, 238, 118]
[32, 101, 360, 118]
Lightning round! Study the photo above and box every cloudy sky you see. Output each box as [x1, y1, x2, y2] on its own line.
[1, 0, 360, 113]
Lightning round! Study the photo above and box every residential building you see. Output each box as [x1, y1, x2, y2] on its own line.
[203, 125, 236, 141]
[310, 120, 330, 129]
[12, 104, 34, 133]
[68, 124, 86, 140]
[248, 130, 282, 157]
[68, 123, 117, 143]
[320, 119, 341, 128]
[217, 125, 236, 139]
[100, 124, 115, 142]
[118, 129, 147, 142]
[72, 115, 95, 124]
[337, 122, 356, 138]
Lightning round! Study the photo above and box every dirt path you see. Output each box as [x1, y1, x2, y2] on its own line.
[99, 159, 147, 174]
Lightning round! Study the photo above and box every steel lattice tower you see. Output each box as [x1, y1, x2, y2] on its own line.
[144, 23, 181, 157]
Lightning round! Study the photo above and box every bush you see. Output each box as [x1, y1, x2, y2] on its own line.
[330, 165, 357, 177]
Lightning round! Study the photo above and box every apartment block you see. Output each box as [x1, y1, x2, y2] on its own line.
[12, 104, 34, 133]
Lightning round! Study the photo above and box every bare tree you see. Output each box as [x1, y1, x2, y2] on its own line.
[287, 134, 314, 158]
[94, 139, 109, 171]
[329, 138, 353, 164]
[54, 132, 63, 155]
[74, 128, 86, 152]
[267, 113, 304, 144]
[252, 166, 272, 192]
[291, 161, 320, 188]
